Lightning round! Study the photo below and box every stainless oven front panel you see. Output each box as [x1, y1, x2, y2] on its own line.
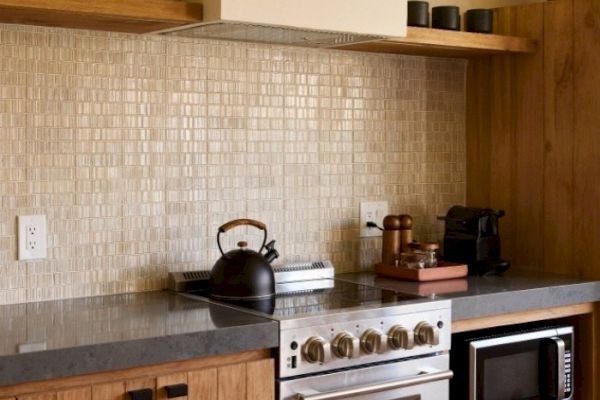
[279, 354, 451, 400]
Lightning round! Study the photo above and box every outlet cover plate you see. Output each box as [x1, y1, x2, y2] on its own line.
[360, 201, 389, 238]
[18, 215, 47, 261]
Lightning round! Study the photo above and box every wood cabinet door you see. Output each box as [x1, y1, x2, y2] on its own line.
[58, 388, 92, 400]
[246, 359, 274, 400]
[187, 369, 216, 400]
[126, 378, 156, 400]
[18, 393, 57, 400]
[92, 382, 125, 400]
[217, 364, 246, 400]
[156, 373, 187, 400]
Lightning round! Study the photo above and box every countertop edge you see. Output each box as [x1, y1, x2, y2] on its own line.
[0, 320, 278, 387]
[451, 281, 600, 320]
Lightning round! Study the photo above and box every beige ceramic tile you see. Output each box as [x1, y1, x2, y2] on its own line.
[0, 23, 466, 304]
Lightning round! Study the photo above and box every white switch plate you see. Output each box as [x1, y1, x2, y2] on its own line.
[18, 215, 47, 261]
[359, 201, 389, 238]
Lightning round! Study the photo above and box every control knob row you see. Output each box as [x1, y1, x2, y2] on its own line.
[301, 322, 440, 364]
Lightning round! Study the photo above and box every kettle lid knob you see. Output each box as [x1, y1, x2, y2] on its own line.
[237, 241, 248, 249]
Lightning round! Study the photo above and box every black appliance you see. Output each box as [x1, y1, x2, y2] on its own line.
[450, 324, 574, 400]
[442, 206, 510, 276]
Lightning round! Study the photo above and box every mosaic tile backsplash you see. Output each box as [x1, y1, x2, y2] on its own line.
[0, 24, 466, 305]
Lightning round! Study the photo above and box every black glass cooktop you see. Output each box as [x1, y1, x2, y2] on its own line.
[188, 280, 423, 320]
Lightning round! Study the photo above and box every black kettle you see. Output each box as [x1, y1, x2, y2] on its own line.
[209, 219, 279, 300]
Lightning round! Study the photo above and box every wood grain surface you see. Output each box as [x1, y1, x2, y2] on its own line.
[466, 0, 600, 281]
[0, 350, 269, 399]
[217, 364, 246, 400]
[57, 388, 91, 400]
[187, 369, 217, 400]
[0, 0, 202, 33]
[543, 0, 575, 276]
[332, 26, 537, 58]
[246, 359, 274, 400]
[513, 4, 545, 273]
[156, 374, 186, 400]
[573, 0, 600, 280]
[92, 382, 125, 400]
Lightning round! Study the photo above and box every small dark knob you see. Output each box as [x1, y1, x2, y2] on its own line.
[127, 389, 153, 400]
[164, 384, 188, 399]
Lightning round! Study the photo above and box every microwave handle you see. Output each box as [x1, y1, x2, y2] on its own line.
[540, 337, 566, 400]
[295, 369, 453, 400]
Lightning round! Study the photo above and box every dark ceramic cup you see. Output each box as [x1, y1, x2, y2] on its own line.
[407, 1, 430, 27]
[465, 9, 494, 33]
[432, 6, 461, 31]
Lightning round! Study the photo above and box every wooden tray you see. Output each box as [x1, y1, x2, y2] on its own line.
[374, 262, 468, 282]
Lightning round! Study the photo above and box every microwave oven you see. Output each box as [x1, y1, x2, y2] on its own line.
[450, 325, 574, 400]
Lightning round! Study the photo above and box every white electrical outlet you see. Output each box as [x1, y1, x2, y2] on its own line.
[18, 215, 47, 261]
[359, 201, 389, 238]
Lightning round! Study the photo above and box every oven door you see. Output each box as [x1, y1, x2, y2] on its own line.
[279, 354, 451, 400]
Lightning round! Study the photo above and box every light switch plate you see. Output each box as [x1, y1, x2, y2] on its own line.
[359, 201, 389, 238]
[18, 215, 48, 261]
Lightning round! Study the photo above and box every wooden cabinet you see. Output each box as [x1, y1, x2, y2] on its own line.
[0, 351, 274, 400]
[453, 302, 599, 400]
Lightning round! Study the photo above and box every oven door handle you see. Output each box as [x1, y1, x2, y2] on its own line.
[295, 369, 453, 400]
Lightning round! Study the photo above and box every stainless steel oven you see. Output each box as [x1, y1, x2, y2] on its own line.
[280, 354, 452, 400]
[451, 326, 574, 400]
[173, 261, 454, 400]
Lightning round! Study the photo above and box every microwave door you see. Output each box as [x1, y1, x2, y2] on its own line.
[469, 328, 572, 400]
[539, 337, 566, 400]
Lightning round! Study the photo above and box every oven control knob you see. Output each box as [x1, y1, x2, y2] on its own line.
[331, 332, 360, 359]
[360, 329, 388, 354]
[388, 325, 414, 350]
[302, 336, 331, 364]
[414, 322, 440, 346]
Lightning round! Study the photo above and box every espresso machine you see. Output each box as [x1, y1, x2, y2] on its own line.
[441, 206, 510, 276]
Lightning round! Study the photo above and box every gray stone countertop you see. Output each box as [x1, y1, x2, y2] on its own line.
[336, 270, 600, 321]
[0, 291, 278, 387]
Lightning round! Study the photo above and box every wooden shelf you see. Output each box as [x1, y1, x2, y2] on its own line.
[0, 0, 203, 34]
[333, 27, 537, 58]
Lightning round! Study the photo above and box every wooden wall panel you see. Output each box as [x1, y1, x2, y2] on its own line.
[543, 0, 575, 276]
[466, 0, 600, 280]
[465, 57, 492, 207]
[512, 5, 546, 272]
[573, 0, 600, 280]
[488, 7, 518, 260]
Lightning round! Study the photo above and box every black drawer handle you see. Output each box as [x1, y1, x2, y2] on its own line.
[127, 389, 153, 400]
[164, 383, 188, 398]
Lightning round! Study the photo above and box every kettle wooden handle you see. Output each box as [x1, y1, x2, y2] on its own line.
[219, 219, 266, 233]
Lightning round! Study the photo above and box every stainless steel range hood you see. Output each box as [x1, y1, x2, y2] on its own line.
[158, 0, 407, 48]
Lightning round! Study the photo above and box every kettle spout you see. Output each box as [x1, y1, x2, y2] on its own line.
[263, 240, 279, 263]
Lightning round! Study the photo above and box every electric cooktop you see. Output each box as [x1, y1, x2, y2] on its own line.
[183, 279, 426, 321]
